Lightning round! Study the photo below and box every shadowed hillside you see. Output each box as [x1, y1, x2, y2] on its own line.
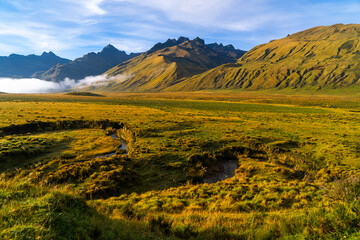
[0, 52, 70, 78]
[82, 37, 246, 92]
[33, 45, 140, 82]
[167, 24, 360, 91]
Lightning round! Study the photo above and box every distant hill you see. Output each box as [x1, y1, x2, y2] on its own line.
[65, 92, 105, 97]
[33, 45, 140, 82]
[0, 52, 70, 78]
[82, 37, 246, 92]
[167, 24, 360, 91]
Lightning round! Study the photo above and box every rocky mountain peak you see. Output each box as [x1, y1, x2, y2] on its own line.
[100, 44, 124, 56]
[192, 37, 205, 45]
[41, 51, 56, 57]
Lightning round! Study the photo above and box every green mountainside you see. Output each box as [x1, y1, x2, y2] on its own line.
[82, 37, 246, 92]
[167, 24, 360, 91]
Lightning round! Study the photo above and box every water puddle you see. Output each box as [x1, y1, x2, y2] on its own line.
[203, 160, 238, 183]
[96, 133, 128, 158]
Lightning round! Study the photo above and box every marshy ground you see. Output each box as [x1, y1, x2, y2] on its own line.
[0, 91, 360, 239]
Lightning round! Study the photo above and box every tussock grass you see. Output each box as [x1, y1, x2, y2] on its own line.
[0, 92, 360, 239]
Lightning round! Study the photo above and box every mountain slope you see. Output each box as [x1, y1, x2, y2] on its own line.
[0, 52, 70, 78]
[33, 45, 140, 82]
[84, 37, 246, 92]
[167, 24, 360, 91]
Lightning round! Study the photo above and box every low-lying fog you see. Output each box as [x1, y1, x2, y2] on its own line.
[0, 75, 116, 93]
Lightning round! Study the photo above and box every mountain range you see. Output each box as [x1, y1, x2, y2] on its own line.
[2, 24, 360, 92]
[0, 52, 70, 78]
[167, 24, 360, 91]
[33, 45, 140, 82]
[82, 37, 246, 92]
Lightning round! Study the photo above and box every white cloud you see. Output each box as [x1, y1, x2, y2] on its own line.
[0, 74, 129, 93]
[58, 0, 106, 16]
[83, 0, 107, 15]
[0, 0, 108, 58]
[0, 15, 87, 56]
[73, 75, 115, 88]
[74, 73, 132, 89]
[0, 78, 75, 93]
[136, 0, 231, 25]
[111, 0, 273, 31]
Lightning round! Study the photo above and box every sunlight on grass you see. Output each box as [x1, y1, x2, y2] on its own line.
[0, 93, 360, 239]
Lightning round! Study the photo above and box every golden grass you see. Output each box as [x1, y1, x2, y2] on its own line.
[1, 92, 360, 239]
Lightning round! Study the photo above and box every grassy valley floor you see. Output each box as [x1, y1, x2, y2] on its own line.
[0, 91, 360, 239]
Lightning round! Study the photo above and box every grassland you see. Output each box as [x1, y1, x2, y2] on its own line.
[1, 92, 360, 239]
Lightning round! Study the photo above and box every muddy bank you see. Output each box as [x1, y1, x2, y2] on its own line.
[0, 120, 124, 137]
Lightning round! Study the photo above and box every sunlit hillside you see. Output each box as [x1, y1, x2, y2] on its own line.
[168, 24, 360, 91]
[83, 37, 245, 92]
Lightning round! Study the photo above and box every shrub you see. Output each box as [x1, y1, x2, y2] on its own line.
[326, 175, 360, 203]
[172, 224, 198, 239]
[149, 215, 172, 236]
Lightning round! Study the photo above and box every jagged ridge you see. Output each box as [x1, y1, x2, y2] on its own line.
[0, 52, 70, 78]
[84, 37, 246, 92]
[33, 45, 140, 82]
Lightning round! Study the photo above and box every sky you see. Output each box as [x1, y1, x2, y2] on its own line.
[0, 0, 360, 60]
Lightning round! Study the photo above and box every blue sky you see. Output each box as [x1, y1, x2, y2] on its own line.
[0, 0, 360, 60]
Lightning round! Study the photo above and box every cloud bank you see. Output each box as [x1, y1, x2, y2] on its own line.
[0, 75, 117, 93]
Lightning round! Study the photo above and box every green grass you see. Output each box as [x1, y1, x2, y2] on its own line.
[0, 174, 172, 240]
[0, 92, 360, 239]
[113, 98, 330, 114]
[0, 129, 122, 170]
